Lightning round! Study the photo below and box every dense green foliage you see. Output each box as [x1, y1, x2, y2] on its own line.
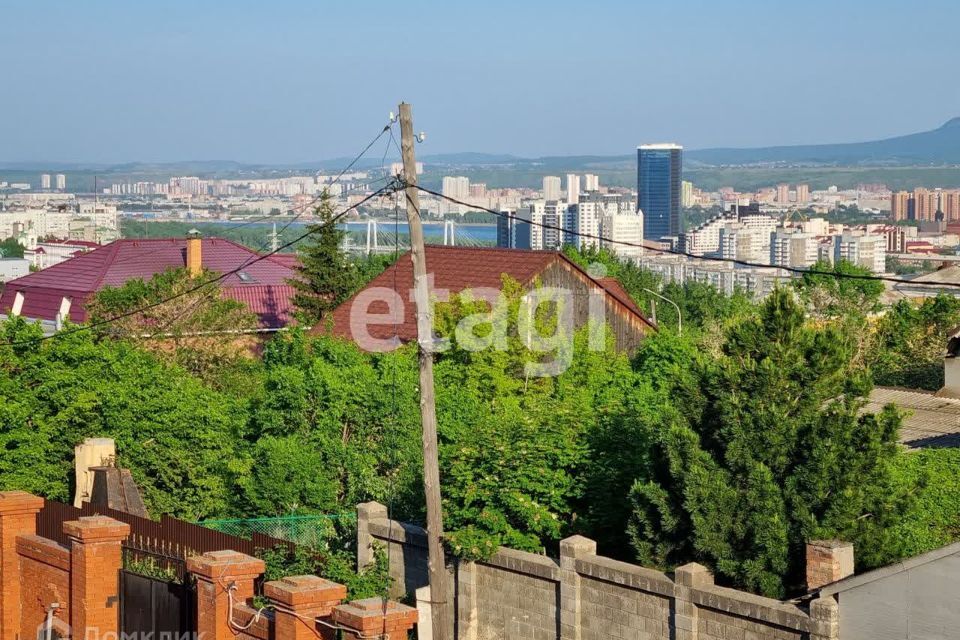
[0, 318, 243, 519]
[0, 237, 25, 258]
[627, 290, 905, 597]
[886, 448, 960, 556]
[258, 543, 391, 600]
[88, 267, 259, 389]
[795, 259, 885, 318]
[4, 244, 960, 599]
[867, 295, 960, 390]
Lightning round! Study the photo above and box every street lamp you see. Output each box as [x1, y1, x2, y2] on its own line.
[642, 288, 682, 335]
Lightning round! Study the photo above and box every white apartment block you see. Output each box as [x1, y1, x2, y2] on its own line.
[770, 230, 819, 269]
[680, 212, 733, 256]
[441, 176, 471, 215]
[681, 209, 778, 259]
[542, 200, 574, 250]
[833, 233, 886, 274]
[55, 174, 66, 190]
[718, 224, 768, 264]
[575, 193, 637, 251]
[566, 174, 580, 206]
[637, 253, 789, 300]
[522, 200, 547, 250]
[601, 212, 644, 258]
[584, 174, 600, 192]
[543, 176, 562, 201]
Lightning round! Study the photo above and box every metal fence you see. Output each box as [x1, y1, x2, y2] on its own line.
[197, 513, 355, 549]
[37, 500, 295, 559]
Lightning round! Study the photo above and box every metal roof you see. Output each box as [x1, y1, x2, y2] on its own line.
[0, 237, 298, 327]
[866, 387, 960, 449]
[818, 540, 960, 596]
[319, 245, 654, 347]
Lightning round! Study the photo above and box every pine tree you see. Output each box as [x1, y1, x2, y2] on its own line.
[289, 192, 356, 324]
[628, 288, 904, 597]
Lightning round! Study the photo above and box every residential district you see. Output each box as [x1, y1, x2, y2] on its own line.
[3, 145, 960, 640]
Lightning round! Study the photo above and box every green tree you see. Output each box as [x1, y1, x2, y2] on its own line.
[433, 277, 632, 558]
[87, 267, 259, 391]
[866, 294, 960, 390]
[289, 193, 356, 324]
[0, 237, 25, 259]
[627, 289, 905, 597]
[794, 259, 884, 319]
[240, 329, 423, 518]
[0, 317, 243, 519]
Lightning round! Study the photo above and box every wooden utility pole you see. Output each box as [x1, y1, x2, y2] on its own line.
[399, 101, 450, 640]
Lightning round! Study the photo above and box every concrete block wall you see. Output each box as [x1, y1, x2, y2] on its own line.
[358, 502, 841, 640]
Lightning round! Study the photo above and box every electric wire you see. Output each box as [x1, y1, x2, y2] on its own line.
[412, 184, 960, 291]
[1, 183, 402, 346]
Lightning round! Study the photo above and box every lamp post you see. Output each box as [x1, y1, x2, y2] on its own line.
[642, 288, 682, 335]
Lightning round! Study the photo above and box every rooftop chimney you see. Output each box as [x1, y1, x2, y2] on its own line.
[186, 229, 202, 277]
[806, 540, 854, 590]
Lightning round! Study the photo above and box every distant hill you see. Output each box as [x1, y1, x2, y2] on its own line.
[686, 118, 960, 166]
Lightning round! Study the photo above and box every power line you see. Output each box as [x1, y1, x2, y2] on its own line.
[2, 183, 402, 346]
[3, 122, 397, 329]
[412, 184, 960, 291]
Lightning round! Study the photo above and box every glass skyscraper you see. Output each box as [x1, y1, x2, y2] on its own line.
[637, 144, 682, 240]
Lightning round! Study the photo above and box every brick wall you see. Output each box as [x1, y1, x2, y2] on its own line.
[16, 535, 71, 634]
[358, 501, 842, 640]
[1, 492, 418, 640]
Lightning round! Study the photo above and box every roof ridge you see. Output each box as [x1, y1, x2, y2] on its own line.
[90, 241, 123, 291]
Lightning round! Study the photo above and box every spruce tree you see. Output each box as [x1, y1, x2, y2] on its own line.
[289, 192, 356, 324]
[628, 288, 904, 597]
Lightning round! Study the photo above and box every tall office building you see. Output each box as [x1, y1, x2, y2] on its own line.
[566, 174, 580, 205]
[55, 174, 66, 190]
[543, 176, 562, 201]
[40, 174, 51, 190]
[637, 143, 682, 240]
[795, 184, 810, 204]
[583, 174, 600, 192]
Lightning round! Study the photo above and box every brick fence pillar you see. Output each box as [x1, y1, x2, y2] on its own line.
[0, 491, 44, 640]
[810, 594, 840, 640]
[674, 563, 713, 640]
[187, 550, 265, 640]
[559, 535, 597, 640]
[64, 515, 130, 640]
[357, 501, 388, 569]
[332, 597, 417, 640]
[264, 575, 346, 640]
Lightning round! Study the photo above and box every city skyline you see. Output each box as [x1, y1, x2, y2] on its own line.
[2, 0, 960, 163]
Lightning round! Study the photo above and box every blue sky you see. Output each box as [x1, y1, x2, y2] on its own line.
[2, 0, 959, 163]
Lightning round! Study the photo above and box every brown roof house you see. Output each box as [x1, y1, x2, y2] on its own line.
[314, 245, 655, 362]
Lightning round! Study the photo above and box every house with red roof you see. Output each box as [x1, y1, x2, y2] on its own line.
[314, 245, 655, 352]
[0, 236, 299, 330]
[24, 239, 103, 270]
